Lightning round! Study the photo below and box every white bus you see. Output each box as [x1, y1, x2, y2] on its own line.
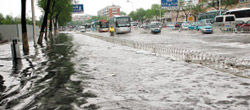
[109, 15, 131, 34]
[223, 8, 250, 22]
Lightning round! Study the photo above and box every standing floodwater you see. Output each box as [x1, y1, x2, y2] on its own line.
[0, 34, 98, 110]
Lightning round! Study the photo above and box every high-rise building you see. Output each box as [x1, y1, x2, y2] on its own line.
[97, 5, 121, 18]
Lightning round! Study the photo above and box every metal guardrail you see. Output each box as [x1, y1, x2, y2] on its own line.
[84, 33, 250, 78]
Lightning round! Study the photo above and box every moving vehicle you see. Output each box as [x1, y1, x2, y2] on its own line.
[131, 22, 138, 27]
[223, 8, 250, 22]
[98, 20, 109, 32]
[150, 21, 162, 33]
[196, 19, 212, 30]
[200, 23, 213, 34]
[109, 15, 131, 34]
[79, 26, 86, 32]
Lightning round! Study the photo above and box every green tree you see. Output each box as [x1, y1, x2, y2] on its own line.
[3, 15, 15, 24]
[38, 0, 73, 44]
[38, 0, 51, 45]
[120, 11, 127, 15]
[0, 14, 4, 24]
[151, 4, 164, 20]
[145, 9, 154, 20]
[53, 0, 72, 35]
[129, 11, 137, 21]
[191, 4, 207, 21]
[85, 16, 108, 24]
[206, 0, 237, 10]
[136, 8, 146, 23]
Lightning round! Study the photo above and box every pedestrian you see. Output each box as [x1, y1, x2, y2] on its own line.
[109, 26, 115, 36]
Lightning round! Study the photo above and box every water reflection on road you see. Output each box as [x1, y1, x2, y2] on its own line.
[0, 34, 97, 110]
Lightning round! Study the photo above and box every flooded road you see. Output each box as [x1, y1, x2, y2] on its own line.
[0, 34, 98, 110]
[0, 32, 250, 110]
[73, 33, 250, 110]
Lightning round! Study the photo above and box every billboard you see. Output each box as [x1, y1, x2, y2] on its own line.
[73, 4, 84, 13]
[161, 0, 178, 7]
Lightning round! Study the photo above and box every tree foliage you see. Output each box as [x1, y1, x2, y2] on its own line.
[0, 13, 38, 25]
[120, 11, 127, 16]
[128, 4, 164, 22]
[38, 0, 73, 26]
[206, 0, 238, 10]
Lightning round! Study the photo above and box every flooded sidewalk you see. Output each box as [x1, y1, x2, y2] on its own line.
[0, 34, 97, 110]
[73, 33, 250, 109]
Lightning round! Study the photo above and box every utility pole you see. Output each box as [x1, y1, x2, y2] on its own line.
[219, 0, 221, 15]
[31, 0, 37, 48]
[160, 4, 162, 22]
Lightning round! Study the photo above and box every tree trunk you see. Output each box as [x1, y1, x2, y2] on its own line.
[49, 17, 53, 39]
[176, 10, 180, 22]
[54, 13, 59, 35]
[49, 0, 56, 39]
[54, 18, 58, 35]
[21, 0, 29, 55]
[45, 26, 48, 42]
[37, 0, 51, 46]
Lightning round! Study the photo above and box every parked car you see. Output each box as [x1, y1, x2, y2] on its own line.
[235, 20, 245, 31]
[166, 22, 175, 28]
[196, 19, 211, 30]
[175, 22, 183, 29]
[181, 22, 189, 30]
[141, 23, 150, 29]
[239, 20, 250, 32]
[150, 21, 162, 33]
[188, 22, 197, 30]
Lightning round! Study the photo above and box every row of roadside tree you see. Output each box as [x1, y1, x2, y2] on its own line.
[128, 0, 238, 23]
[19, 0, 73, 55]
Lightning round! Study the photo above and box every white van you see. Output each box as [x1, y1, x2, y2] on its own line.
[214, 15, 236, 31]
[215, 15, 236, 23]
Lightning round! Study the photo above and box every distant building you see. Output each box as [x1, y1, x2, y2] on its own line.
[72, 15, 92, 22]
[238, 0, 250, 8]
[97, 5, 121, 18]
[189, 0, 199, 5]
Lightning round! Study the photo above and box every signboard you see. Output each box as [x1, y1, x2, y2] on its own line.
[161, 0, 178, 7]
[188, 16, 194, 22]
[73, 4, 84, 13]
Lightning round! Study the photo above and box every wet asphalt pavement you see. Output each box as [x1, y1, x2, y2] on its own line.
[0, 32, 249, 110]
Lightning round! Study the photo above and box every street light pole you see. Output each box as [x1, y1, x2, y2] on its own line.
[31, 0, 37, 48]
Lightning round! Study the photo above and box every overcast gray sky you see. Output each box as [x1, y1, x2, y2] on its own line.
[0, 0, 160, 19]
